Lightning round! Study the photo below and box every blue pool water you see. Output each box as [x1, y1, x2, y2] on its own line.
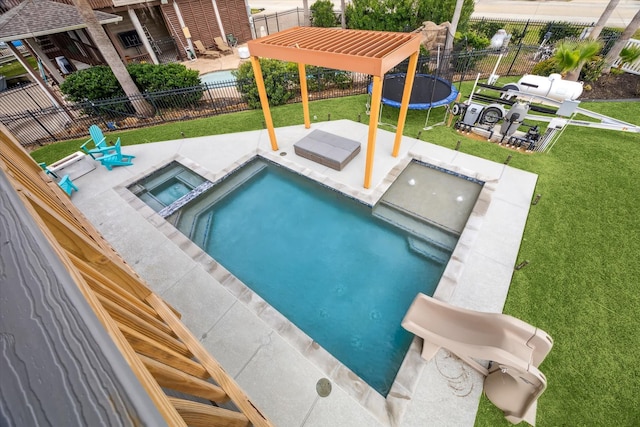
[200, 69, 237, 85]
[152, 178, 192, 206]
[188, 161, 448, 396]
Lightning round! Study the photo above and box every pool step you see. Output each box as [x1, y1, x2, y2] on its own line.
[190, 209, 215, 249]
[177, 161, 268, 240]
[373, 202, 458, 253]
[407, 236, 450, 265]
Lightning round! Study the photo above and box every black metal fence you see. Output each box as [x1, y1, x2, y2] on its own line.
[467, 17, 621, 52]
[0, 30, 616, 149]
[0, 15, 619, 147]
[251, 9, 305, 38]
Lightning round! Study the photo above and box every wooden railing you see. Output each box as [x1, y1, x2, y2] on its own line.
[0, 124, 273, 427]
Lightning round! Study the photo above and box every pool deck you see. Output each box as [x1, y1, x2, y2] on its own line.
[70, 120, 538, 427]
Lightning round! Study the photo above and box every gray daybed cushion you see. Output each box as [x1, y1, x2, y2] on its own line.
[293, 130, 361, 171]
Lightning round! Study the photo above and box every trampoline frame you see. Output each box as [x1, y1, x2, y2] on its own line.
[374, 73, 459, 110]
[367, 73, 459, 130]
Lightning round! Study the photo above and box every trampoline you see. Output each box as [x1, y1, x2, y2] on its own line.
[368, 73, 459, 129]
[373, 74, 459, 109]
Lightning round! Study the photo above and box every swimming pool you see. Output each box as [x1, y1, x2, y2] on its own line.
[200, 69, 237, 86]
[166, 159, 464, 396]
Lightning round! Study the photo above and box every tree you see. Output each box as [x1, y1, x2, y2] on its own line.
[71, 0, 153, 116]
[444, 0, 465, 58]
[346, 0, 474, 33]
[340, 0, 346, 29]
[303, 0, 310, 26]
[589, 0, 620, 40]
[568, 0, 619, 80]
[554, 40, 602, 81]
[603, 8, 640, 73]
[311, 0, 338, 27]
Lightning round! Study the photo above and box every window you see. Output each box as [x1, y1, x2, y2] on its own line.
[118, 30, 142, 49]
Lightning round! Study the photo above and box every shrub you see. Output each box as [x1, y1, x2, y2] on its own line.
[470, 20, 504, 40]
[128, 63, 200, 92]
[60, 65, 124, 101]
[310, 0, 338, 27]
[451, 31, 490, 71]
[233, 59, 299, 109]
[60, 63, 202, 101]
[619, 45, 640, 68]
[128, 63, 202, 108]
[305, 66, 352, 91]
[580, 55, 605, 82]
[531, 57, 561, 76]
[346, 0, 474, 33]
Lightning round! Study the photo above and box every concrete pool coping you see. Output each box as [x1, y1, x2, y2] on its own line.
[71, 120, 537, 427]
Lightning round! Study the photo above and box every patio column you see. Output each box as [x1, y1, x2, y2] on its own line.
[298, 63, 310, 129]
[6, 43, 71, 119]
[250, 56, 278, 150]
[24, 38, 64, 85]
[172, 2, 195, 59]
[393, 51, 419, 157]
[211, 0, 227, 42]
[128, 8, 159, 64]
[364, 75, 383, 189]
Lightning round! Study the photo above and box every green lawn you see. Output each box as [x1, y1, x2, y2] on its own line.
[0, 56, 38, 79]
[30, 93, 640, 427]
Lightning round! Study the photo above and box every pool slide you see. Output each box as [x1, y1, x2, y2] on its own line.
[401, 293, 553, 425]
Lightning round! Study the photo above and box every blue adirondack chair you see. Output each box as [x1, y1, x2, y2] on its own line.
[58, 175, 79, 196]
[81, 125, 118, 159]
[39, 162, 78, 196]
[98, 140, 135, 170]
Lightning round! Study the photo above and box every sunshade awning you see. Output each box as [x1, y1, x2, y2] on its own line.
[247, 26, 421, 77]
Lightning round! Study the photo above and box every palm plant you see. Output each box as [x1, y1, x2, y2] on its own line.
[554, 39, 602, 81]
[618, 45, 640, 68]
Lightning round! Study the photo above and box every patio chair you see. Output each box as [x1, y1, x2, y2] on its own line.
[81, 125, 118, 159]
[39, 162, 78, 196]
[98, 140, 135, 171]
[58, 175, 79, 196]
[38, 161, 59, 179]
[226, 33, 238, 48]
[214, 36, 233, 55]
[193, 40, 221, 59]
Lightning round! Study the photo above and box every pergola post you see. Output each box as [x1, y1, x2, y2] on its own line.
[364, 75, 383, 189]
[298, 63, 311, 129]
[392, 51, 419, 157]
[250, 56, 279, 151]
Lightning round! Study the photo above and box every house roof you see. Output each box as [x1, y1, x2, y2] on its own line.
[247, 26, 421, 77]
[0, 0, 122, 43]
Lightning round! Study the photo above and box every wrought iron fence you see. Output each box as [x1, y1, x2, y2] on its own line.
[0, 43, 608, 148]
[0, 70, 370, 148]
[251, 8, 304, 38]
[467, 17, 621, 52]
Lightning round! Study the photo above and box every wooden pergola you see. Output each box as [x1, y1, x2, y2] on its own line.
[247, 27, 421, 188]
